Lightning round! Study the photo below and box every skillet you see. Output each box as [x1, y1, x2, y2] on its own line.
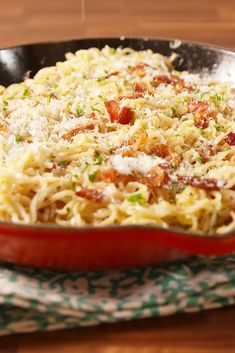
[0, 37, 235, 270]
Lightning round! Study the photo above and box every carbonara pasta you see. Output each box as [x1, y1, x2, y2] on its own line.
[0, 46, 234, 234]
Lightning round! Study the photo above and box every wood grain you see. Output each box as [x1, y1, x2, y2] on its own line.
[0, 0, 234, 352]
[0, 0, 234, 49]
[1, 307, 235, 353]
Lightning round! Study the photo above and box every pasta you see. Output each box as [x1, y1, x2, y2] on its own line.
[0, 45, 234, 234]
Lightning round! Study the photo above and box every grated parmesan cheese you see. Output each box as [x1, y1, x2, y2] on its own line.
[111, 153, 166, 175]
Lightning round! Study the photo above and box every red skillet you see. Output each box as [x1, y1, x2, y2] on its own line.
[0, 37, 234, 270]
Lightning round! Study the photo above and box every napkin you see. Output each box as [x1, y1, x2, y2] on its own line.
[0, 255, 235, 336]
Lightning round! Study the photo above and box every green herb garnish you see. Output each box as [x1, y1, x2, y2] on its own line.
[195, 156, 202, 164]
[128, 193, 146, 205]
[15, 134, 24, 143]
[75, 106, 85, 117]
[88, 172, 97, 182]
[210, 93, 222, 107]
[92, 107, 102, 114]
[84, 162, 90, 172]
[59, 160, 69, 168]
[95, 155, 103, 165]
[22, 87, 29, 98]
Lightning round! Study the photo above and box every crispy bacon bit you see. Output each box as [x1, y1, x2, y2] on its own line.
[224, 132, 235, 146]
[119, 92, 144, 100]
[147, 143, 181, 166]
[105, 100, 134, 124]
[129, 63, 158, 77]
[118, 107, 134, 124]
[195, 118, 209, 129]
[134, 82, 148, 93]
[98, 168, 117, 183]
[104, 70, 119, 79]
[0, 120, 8, 132]
[87, 112, 96, 119]
[76, 188, 104, 202]
[104, 100, 119, 122]
[144, 168, 169, 188]
[152, 74, 192, 92]
[148, 143, 172, 158]
[188, 100, 218, 129]
[129, 63, 149, 77]
[178, 176, 226, 191]
[199, 145, 216, 163]
[62, 123, 94, 141]
[152, 75, 174, 87]
[99, 167, 168, 190]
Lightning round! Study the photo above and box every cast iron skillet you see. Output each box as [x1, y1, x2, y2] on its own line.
[0, 37, 235, 271]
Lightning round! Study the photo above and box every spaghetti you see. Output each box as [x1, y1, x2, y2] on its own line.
[0, 46, 234, 234]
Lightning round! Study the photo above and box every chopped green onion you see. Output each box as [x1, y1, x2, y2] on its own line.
[215, 125, 222, 132]
[75, 106, 85, 117]
[92, 107, 102, 114]
[15, 134, 24, 143]
[128, 193, 146, 205]
[59, 160, 69, 168]
[195, 156, 202, 164]
[210, 93, 222, 107]
[88, 172, 97, 182]
[95, 155, 103, 165]
[22, 87, 29, 98]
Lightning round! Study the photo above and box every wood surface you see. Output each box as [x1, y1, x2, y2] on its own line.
[0, 0, 235, 352]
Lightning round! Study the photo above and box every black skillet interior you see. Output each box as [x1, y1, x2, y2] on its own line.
[0, 37, 234, 87]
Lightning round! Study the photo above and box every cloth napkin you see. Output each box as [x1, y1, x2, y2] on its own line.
[0, 255, 235, 336]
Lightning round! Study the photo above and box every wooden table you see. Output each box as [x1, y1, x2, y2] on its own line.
[0, 0, 235, 352]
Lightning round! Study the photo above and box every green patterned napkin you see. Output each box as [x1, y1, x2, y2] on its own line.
[0, 255, 235, 336]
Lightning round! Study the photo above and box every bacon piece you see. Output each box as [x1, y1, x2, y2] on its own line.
[0, 120, 8, 132]
[129, 63, 148, 77]
[104, 100, 120, 122]
[134, 82, 148, 93]
[152, 74, 192, 92]
[98, 168, 116, 183]
[99, 167, 168, 189]
[129, 63, 158, 77]
[119, 92, 144, 100]
[142, 168, 169, 188]
[87, 112, 96, 119]
[76, 188, 104, 202]
[62, 123, 94, 141]
[178, 176, 226, 191]
[148, 143, 172, 158]
[105, 100, 134, 124]
[224, 132, 235, 146]
[152, 75, 174, 87]
[118, 107, 134, 124]
[118, 82, 151, 99]
[188, 100, 218, 129]
[199, 145, 216, 163]
[147, 143, 181, 166]
[104, 70, 119, 79]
